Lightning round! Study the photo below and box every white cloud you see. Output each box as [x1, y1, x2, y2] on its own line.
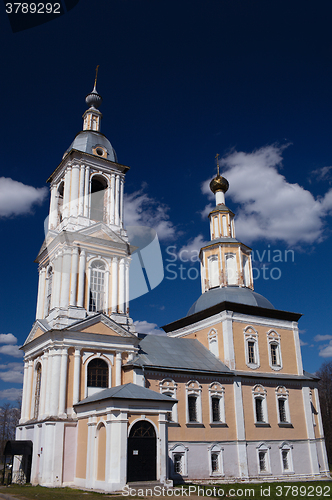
[201, 145, 332, 246]
[311, 166, 332, 183]
[178, 235, 209, 261]
[0, 388, 22, 402]
[318, 341, 332, 358]
[0, 362, 23, 384]
[0, 345, 23, 358]
[0, 177, 48, 218]
[299, 340, 308, 347]
[314, 334, 332, 342]
[0, 334, 18, 345]
[124, 185, 176, 241]
[134, 320, 165, 336]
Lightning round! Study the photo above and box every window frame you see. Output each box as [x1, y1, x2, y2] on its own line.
[244, 326, 260, 369]
[279, 442, 294, 474]
[267, 330, 283, 371]
[159, 378, 178, 423]
[208, 329, 219, 358]
[84, 353, 112, 398]
[208, 443, 224, 477]
[252, 385, 269, 426]
[88, 258, 107, 313]
[256, 442, 271, 475]
[209, 382, 226, 425]
[169, 443, 188, 477]
[185, 380, 203, 425]
[275, 386, 291, 426]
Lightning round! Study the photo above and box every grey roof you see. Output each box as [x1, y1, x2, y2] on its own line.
[187, 287, 274, 316]
[64, 130, 117, 161]
[128, 334, 231, 374]
[74, 382, 174, 406]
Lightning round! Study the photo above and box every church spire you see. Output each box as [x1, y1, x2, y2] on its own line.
[209, 154, 229, 205]
[83, 66, 103, 132]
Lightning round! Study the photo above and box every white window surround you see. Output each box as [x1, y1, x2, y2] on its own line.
[208, 255, 219, 289]
[275, 386, 291, 425]
[244, 326, 260, 369]
[256, 442, 271, 474]
[209, 382, 225, 425]
[225, 253, 237, 286]
[208, 443, 224, 476]
[252, 385, 269, 425]
[267, 330, 283, 371]
[87, 257, 108, 314]
[279, 442, 294, 473]
[185, 380, 203, 424]
[169, 443, 189, 477]
[83, 352, 113, 398]
[159, 378, 178, 423]
[208, 328, 219, 358]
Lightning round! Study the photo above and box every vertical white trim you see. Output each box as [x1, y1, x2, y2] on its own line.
[115, 352, 122, 386]
[52, 253, 62, 309]
[120, 177, 124, 227]
[292, 322, 303, 374]
[78, 165, 85, 216]
[50, 348, 62, 416]
[40, 351, 48, 418]
[302, 385, 320, 474]
[49, 185, 57, 229]
[20, 361, 29, 423]
[233, 379, 248, 477]
[36, 268, 46, 319]
[125, 259, 130, 315]
[63, 167, 72, 219]
[60, 247, 71, 308]
[111, 256, 118, 313]
[73, 348, 81, 406]
[70, 247, 79, 306]
[221, 311, 235, 369]
[70, 164, 80, 217]
[44, 349, 53, 416]
[84, 166, 90, 217]
[115, 175, 120, 226]
[110, 173, 115, 224]
[77, 249, 86, 308]
[58, 347, 69, 417]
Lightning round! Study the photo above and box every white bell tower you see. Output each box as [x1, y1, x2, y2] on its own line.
[34, 74, 134, 330]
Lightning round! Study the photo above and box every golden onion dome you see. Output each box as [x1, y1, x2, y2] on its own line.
[210, 175, 229, 194]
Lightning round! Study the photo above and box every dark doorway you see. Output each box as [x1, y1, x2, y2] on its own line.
[3, 441, 33, 484]
[127, 421, 156, 482]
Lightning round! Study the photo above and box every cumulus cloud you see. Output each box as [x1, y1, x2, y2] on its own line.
[314, 334, 332, 342]
[0, 334, 22, 358]
[0, 334, 18, 345]
[178, 235, 209, 261]
[201, 145, 332, 246]
[124, 185, 176, 241]
[0, 177, 48, 218]
[318, 341, 332, 358]
[0, 388, 22, 402]
[134, 320, 165, 336]
[0, 363, 23, 384]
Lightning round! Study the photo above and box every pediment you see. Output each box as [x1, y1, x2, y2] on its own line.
[24, 320, 50, 346]
[77, 223, 127, 245]
[67, 313, 137, 339]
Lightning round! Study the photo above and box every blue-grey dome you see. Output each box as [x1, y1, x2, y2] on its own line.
[187, 287, 274, 316]
[64, 130, 117, 162]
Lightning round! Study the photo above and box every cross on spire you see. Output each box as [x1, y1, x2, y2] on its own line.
[215, 153, 220, 176]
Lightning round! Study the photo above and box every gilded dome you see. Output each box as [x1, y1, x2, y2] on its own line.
[210, 175, 229, 194]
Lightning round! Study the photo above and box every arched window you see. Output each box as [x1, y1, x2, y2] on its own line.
[279, 442, 294, 473]
[267, 330, 282, 370]
[275, 386, 291, 425]
[256, 442, 271, 473]
[34, 363, 42, 419]
[252, 385, 268, 425]
[159, 379, 178, 422]
[209, 382, 225, 424]
[87, 358, 108, 388]
[89, 260, 106, 312]
[46, 267, 53, 315]
[225, 253, 237, 285]
[208, 329, 219, 358]
[90, 176, 107, 222]
[170, 443, 189, 477]
[57, 182, 64, 224]
[186, 380, 202, 424]
[208, 444, 224, 476]
[208, 255, 219, 289]
[244, 326, 260, 369]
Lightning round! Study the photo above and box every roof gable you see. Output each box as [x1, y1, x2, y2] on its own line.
[67, 313, 137, 339]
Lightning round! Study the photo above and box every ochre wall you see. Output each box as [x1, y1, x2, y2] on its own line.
[76, 418, 88, 479]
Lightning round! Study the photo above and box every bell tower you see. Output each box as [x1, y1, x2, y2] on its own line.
[200, 159, 254, 293]
[34, 77, 133, 330]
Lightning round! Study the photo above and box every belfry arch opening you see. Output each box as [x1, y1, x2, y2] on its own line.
[90, 175, 107, 222]
[57, 182, 64, 223]
[127, 420, 156, 482]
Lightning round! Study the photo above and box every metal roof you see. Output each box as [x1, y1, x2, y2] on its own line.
[64, 130, 117, 161]
[74, 382, 175, 406]
[128, 334, 232, 374]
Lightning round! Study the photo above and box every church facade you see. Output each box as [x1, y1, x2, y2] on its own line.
[14, 81, 329, 491]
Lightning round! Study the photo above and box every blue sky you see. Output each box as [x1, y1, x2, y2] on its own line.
[1, 0, 332, 404]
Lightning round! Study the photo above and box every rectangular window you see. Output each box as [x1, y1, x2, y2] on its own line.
[278, 399, 287, 422]
[174, 454, 183, 474]
[248, 341, 255, 364]
[188, 395, 197, 422]
[259, 451, 267, 472]
[282, 450, 289, 470]
[271, 343, 280, 366]
[212, 397, 221, 422]
[255, 398, 264, 422]
[211, 453, 219, 472]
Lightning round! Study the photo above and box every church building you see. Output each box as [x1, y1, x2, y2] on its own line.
[13, 80, 329, 491]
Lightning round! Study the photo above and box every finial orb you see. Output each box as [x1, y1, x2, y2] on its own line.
[210, 175, 229, 194]
[85, 87, 102, 109]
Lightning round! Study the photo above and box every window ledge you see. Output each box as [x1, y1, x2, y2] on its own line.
[259, 472, 272, 476]
[168, 422, 180, 427]
[271, 365, 282, 371]
[282, 471, 295, 474]
[186, 422, 204, 427]
[210, 473, 225, 477]
[210, 422, 228, 427]
[278, 422, 293, 428]
[246, 364, 260, 370]
[255, 422, 271, 427]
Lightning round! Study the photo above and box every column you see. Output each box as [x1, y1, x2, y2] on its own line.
[78, 165, 85, 216]
[60, 247, 71, 308]
[118, 258, 125, 314]
[58, 347, 69, 417]
[20, 361, 29, 423]
[77, 249, 86, 308]
[111, 257, 118, 313]
[105, 268, 110, 314]
[86, 417, 97, 488]
[73, 348, 81, 405]
[125, 259, 130, 315]
[24, 360, 34, 421]
[69, 247, 79, 306]
[158, 414, 168, 483]
[115, 352, 122, 386]
[50, 347, 62, 416]
[221, 310, 235, 370]
[108, 411, 128, 488]
[83, 166, 90, 217]
[233, 378, 249, 478]
[110, 173, 115, 224]
[44, 349, 53, 416]
[70, 164, 80, 217]
[49, 185, 58, 229]
[114, 175, 120, 226]
[62, 167, 72, 219]
[119, 177, 124, 227]
[302, 385, 320, 474]
[39, 351, 48, 418]
[36, 268, 46, 319]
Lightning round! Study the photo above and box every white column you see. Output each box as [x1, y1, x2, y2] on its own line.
[83, 166, 90, 217]
[49, 185, 58, 229]
[44, 349, 53, 416]
[78, 165, 85, 216]
[36, 268, 46, 319]
[111, 257, 118, 313]
[20, 361, 30, 423]
[52, 253, 62, 309]
[40, 351, 48, 418]
[115, 352, 122, 386]
[221, 310, 235, 370]
[50, 347, 62, 416]
[119, 177, 124, 227]
[108, 411, 128, 488]
[77, 249, 86, 308]
[86, 417, 97, 488]
[110, 173, 115, 224]
[70, 164, 80, 217]
[114, 175, 120, 226]
[62, 167, 72, 219]
[60, 247, 71, 308]
[105, 268, 110, 314]
[69, 247, 79, 306]
[24, 360, 34, 421]
[73, 348, 81, 405]
[215, 190, 225, 205]
[125, 259, 130, 315]
[118, 258, 125, 314]
[233, 378, 249, 478]
[158, 414, 168, 483]
[58, 347, 69, 417]
[302, 385, 320, 474]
